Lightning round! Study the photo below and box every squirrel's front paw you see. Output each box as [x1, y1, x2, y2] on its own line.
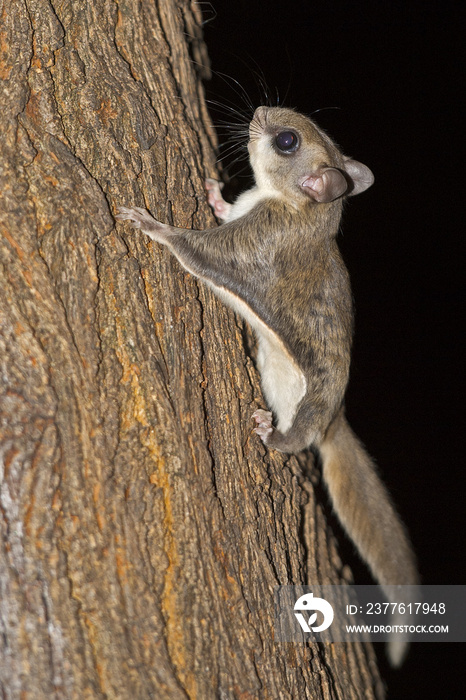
[116, 206, 154, 228]
[205, 179, 232, 222]
[116, 206, 169, 241]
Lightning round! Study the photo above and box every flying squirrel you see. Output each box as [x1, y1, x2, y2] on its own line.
[117, 106, 419, 666]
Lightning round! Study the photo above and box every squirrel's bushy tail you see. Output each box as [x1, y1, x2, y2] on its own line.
[319, 410, 419, 666]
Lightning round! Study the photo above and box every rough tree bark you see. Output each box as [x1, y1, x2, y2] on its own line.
[0, 1, 385, 698]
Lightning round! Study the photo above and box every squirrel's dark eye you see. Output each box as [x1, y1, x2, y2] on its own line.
[275, 130, 299, 153]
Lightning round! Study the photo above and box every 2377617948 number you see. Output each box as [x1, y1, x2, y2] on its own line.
[366, 602, 446, 615]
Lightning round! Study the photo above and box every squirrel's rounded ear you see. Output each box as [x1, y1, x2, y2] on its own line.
[343, 159, 374, 196]
[301, 167, 349, 203]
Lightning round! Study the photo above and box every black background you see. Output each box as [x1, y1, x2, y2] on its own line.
[203, 1, 464, 697]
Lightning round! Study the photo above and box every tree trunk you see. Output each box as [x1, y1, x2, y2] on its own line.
[0, 1, 384, 697]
